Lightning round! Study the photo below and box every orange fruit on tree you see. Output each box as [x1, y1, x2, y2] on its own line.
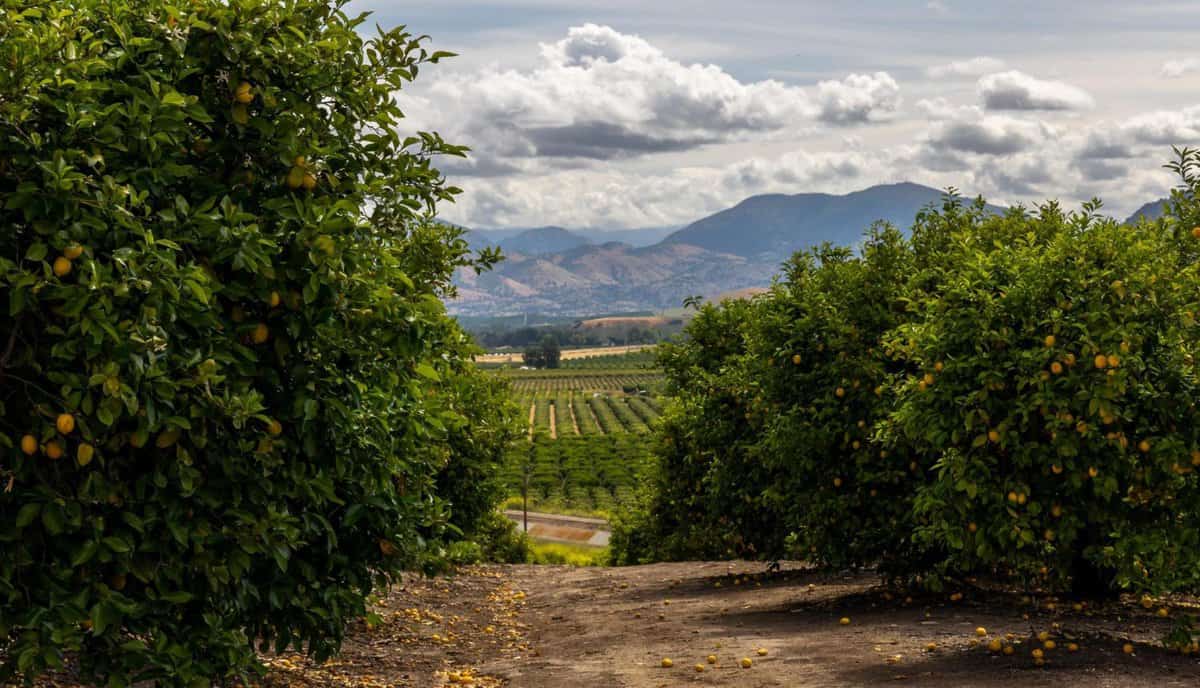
[286, 166, 305, 189]
[253, 323, 270, 344]
[269, 291, 281, 308]
[76, 443, 95, 467]
[1192, 226, 1200, 239]
[63, 244, 84, 260]
[1106, 354, 1120, 368]
[56, 413, 75, 435]
[44, 441, 63, 460]
[267, 419, 283, 436]
[1044, 335, 1056, 348]
[234, 81, 253, 103]
[20, 434, 38, 456]
[1138, 439, 1151, 454]
[53, 256, 72, 277]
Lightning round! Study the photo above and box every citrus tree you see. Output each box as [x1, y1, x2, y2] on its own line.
[0, 0, 511, 685]
[890, 192, 1200, 599]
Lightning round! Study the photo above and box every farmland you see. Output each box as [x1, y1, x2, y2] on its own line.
[491, 349, 666, 518]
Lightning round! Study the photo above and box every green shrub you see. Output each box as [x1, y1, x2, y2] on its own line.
[0, 0, 511, 685]
[617, 151, 1200, 621]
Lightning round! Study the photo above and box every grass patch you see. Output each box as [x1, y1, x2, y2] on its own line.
[528, 541, 609, 567]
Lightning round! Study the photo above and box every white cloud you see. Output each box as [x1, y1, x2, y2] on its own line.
[407, 24, 901, 170]
[926, 115, 1052, 155]
[1162, 58, 1200, 78]
[926, 56, 1005, 79]
[814, 72, 901, 124]
[978, 70, 1095, 111]
[915, 97, 981, 121]
[1118, 106, 1200, 145]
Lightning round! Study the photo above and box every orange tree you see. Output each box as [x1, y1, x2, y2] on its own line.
[0, 0, 513, 685]
[889, 188, 1200, 600]
[616, 154, 1200, 627]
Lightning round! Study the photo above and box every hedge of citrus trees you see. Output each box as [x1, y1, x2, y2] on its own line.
[614, 152, 1200, 630]
[0, 1, 515, 685]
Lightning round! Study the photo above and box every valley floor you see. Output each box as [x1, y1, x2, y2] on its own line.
[261, 561, 1199, 688]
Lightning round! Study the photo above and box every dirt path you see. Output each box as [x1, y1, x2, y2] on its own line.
[484, 562, 1198, 687]
[527, 402, 535, 441]
[252, 562, 1198, 688]
[548, 403, 557, 439]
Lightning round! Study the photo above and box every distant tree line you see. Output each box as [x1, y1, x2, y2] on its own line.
[523, 335, 561, 368]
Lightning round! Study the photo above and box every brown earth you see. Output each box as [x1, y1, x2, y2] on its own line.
[255, 561, 1198, 688]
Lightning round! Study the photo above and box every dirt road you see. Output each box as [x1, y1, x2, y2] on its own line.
[261, 562, 1199, 688]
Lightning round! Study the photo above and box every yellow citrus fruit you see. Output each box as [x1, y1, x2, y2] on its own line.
[835, 387, 845, 398]
[1138, 439, 1151, 453]
[934, 361, 944, 372]
[286, 166, 305, 189]
[231, 103, 249, 124]
[1044, 335, 1056, 347]
[1067, 642, 1079, 652]
[269, 291, 281, 308]
[1007, 491, 1019, 503]
[1051, 464, 1063, 474]
[1107, 354, 1120, 368]
[44, 441, 63, 460]
[967, 522, 977, 533]
[76, 443, 95, 466]
[63, 244, 85, 260]
[1064, 352, 1076, 366]
[1088, 466, 1098, 478]
[740, 657, 752, 668]
[987, 638, 1003, 652]
[1157, 607, 1170, 618]
[1192, 227, 1200, 239]
[53, 256, 72, 277]
[791, 354, 801, 365]
[20, 434, 38, 456]
[253, 323, 270, 344]
[1122, 643, 1134, 655]
[234, 81, 253, 103]
[660, 658, 672, 668]
[1093, 354, 1107, 369]
[756, 648, 768, 656]
[1002, 644, 1015, 656]
[1037, 631, 1050, 642]
[1050, 362, 1063, 375]
[988, 429, 1000, 443]
[302, 173, 317, 191]
[694, 664, 705, 673]
[839, 617, 850, 625]
[706, 654, 717, 664]
[56, 413, 75, 435]
[1044, 640, 1056, 650]
[833, 477, 842, 488]
[923, 372, 935, 386]
[267, 419, 283, 436]
[976, 627, 988, 637]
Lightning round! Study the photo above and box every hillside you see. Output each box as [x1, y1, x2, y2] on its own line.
[450, 183, 1007, 316]
[662, 182, 986, 258]
[1126, 199, 1167, 224]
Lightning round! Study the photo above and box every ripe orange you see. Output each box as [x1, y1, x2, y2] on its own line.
[1063, 352, 1076, 366]
[839, 617, 850, 625]
[792, 354, 801, 365]
[53, 256, 72, 277]
[253, 323, 270, 344]
[1087, 466, 1098, 478]
[269, 291, 281, 308]
[1192, 226, 1200, 239]
[706, 654, 717, 664]
[922, 372, 935, 386]
[234, 81, 253, 104]
[934, 361, 944, 372]
[660, 658, 673, 668]
[988, 429, 1000, 443]
[1050, 362, 1063, 375]
[1122, 643, 1134, 655]
[302, 173, 317, 191]
[20, 434, 38, 456]
[967, 522, 977, 533]
[63, 244, 85, 260]
[286, 166, 306, 189]
[756, 648, 768, 657]
[1093, 354, 1107, 370]
[1106, 354, 1120, 368]
[835, 387, 845, 398]
[987, 638, 1003, 652]
[1044, 335, 1056, 348]
[56, 413, 75, 435]
[1138, 439, 1151, 454]
[740, 657, 752, 668]
[694, 664, 705, 673]
[1007, 491, 1019, 503]
[975, 627, 988, 637]
[44, 441, 63, 460]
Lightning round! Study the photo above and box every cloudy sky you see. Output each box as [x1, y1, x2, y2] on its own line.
[352, 0, 1200, 230]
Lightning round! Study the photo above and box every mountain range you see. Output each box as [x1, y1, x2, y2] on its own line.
[450, 184, 1162, 317]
